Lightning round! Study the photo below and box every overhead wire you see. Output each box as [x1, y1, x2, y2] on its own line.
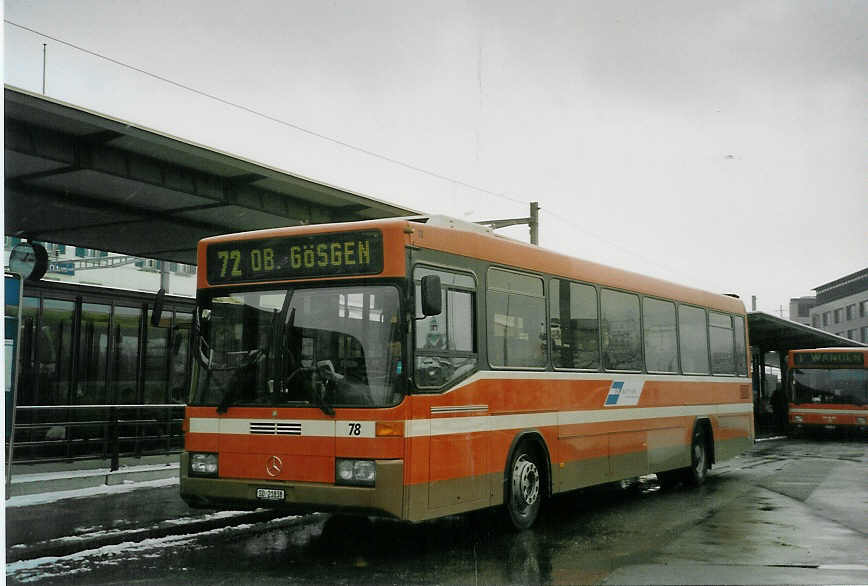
[5, 19, 527, 207]
[6, 19, 708, 288]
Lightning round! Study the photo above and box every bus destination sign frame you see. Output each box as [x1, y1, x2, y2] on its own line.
[793, 352, 864, 368]
[206, 230, 384, 284]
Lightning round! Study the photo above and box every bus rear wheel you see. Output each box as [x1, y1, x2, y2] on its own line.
[684, 426, 709, 486]
[507, 444, 542, 530]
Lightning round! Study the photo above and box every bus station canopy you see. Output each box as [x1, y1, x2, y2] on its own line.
[4, 86, 416, 265]
[747, 311, 865, 353]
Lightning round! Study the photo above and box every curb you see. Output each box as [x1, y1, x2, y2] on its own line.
[8, 464, 180, 497]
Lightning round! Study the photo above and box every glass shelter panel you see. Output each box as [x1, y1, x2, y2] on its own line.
[144, 309, 169, 403]
[112, 306, 141, 404]
[39, 299, 75, 405]
[169, 313, 192, 404]
[77, 303, 110, 404]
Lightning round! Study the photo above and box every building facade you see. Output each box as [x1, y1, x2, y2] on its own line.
[808, 268, 868, 344]
[788, 296, 816, 326]
[4, 237, 197, 298]
[5, 238, 196, 465]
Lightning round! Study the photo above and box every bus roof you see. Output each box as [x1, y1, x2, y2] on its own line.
[199, 216, 746, 314]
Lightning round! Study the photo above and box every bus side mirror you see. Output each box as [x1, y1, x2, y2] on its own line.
[151, 288, 166, 327]
[420, 275, 442, 316]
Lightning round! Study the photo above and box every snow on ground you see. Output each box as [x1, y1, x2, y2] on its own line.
[5, 476, 179, 508]
[6, 515, 302, 583]
[9, 509, 265, 551]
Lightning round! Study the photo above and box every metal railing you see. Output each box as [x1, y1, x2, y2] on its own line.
[6, 404, 185, 470]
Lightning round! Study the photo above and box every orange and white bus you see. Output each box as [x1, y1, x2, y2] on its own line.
[787, 348, 868, 435]
[179, 216, 753, 529]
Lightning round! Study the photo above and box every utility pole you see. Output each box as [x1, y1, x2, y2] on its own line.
[476, 201, 540, 245]
[42, 44, 47, 94]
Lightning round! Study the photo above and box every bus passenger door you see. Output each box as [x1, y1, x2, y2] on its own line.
[412, 265, 483, 514]
[428, 407, 489, 510]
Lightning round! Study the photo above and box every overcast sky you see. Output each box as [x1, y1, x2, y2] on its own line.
[4, 0, 867, 317]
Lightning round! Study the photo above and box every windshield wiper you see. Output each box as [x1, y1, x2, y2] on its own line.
[310, 379, 336, 417]
[215, 348, 267, 414]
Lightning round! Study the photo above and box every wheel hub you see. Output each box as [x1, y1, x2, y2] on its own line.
[513, 456, 539, 507]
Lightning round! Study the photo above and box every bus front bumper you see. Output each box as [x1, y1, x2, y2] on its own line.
[180, 453, 405, 520]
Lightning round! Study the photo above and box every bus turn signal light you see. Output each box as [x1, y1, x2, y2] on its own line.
[375, 421, 404, 437]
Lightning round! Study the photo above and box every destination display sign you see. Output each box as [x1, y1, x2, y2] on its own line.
[206, 230, 384, 284]
[793, 352, 864, 367]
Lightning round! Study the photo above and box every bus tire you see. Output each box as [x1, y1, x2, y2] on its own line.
[506, 443, 542, 530]
[683, 425, 709, 486]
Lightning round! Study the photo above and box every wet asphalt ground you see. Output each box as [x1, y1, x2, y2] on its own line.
[5, 436, 867, 585]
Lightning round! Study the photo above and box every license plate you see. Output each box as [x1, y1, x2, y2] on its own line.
[256, 488, 285, 501]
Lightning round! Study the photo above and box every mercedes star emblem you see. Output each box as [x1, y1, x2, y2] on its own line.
[266, 455, 283, 477]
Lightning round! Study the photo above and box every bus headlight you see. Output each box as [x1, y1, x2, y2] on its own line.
[857, 417, 866, 424]
[792, 415, 803, 423]
[190, 452, 218, 477]
[335, 459, 376, 486]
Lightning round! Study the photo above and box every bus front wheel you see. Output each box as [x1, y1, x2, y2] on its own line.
[507, 443, 542, 530]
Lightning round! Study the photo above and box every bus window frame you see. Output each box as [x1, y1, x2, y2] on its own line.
[676, 302, 711, 376]
[599, 286, 645, 374]
[708, 310, 736, 376]
[548, 277, 602, 373]
[412, 264, 479, 393]
[486, 266, 548, 372]
[642, 294, 680, 375]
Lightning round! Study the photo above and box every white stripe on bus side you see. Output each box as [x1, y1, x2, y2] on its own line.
[448, 370, 751, 392]
[189, 403, 752, 438]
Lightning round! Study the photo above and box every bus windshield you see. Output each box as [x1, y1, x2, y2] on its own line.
[790, 368, 868, 406]
[190, 285, 403, 410]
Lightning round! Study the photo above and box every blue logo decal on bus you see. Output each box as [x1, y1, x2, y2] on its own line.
[605, 382, 624, 405]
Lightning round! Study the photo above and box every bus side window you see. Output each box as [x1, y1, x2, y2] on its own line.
[678, 305, 710, 375]
[643, 297, 678, 374]
[550, 279, 600, 370]
[487, 268, 546, 369]
[414, 267, 478, 389]
[600, 289, 642, 372]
